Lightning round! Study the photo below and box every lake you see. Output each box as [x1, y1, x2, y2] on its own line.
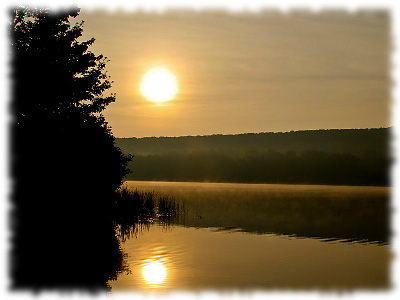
[108, 181, 391, 291]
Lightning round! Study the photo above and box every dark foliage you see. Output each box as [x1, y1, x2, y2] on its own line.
[10, 7, 131, 291]
[119, 128, 390, 186]
[124, 149, 389, 186]
[116, 127, 390, 157]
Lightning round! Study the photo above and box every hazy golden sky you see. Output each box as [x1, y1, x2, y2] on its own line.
[77, 10, 390, 138]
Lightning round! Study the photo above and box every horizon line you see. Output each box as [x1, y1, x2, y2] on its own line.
[116, 126, 392, 139]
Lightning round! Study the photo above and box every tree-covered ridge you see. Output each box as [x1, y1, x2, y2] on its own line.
[117, 128, 390, 186]
[116, 127, 389, 157]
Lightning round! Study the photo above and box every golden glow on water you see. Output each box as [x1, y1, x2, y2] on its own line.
[142, 259, 167, 286]
[107, 182, 390, 291]
[110, 225, 390, 291]
[140, 67, 178, 103]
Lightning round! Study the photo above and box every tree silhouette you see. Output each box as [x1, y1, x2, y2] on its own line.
[11, 7, 131, 290]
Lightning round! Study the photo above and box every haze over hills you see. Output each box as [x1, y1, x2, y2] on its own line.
[116, 128, 389, 157]
[116, 128, 390, 186]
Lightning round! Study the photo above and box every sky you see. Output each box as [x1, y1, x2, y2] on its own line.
[76, 10, 390, 138]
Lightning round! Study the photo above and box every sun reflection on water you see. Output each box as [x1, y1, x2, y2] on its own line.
[142, 259, 167, 286]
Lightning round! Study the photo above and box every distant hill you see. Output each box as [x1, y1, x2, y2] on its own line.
[116, 128, 389, 157]
[116, 128, 391, 186]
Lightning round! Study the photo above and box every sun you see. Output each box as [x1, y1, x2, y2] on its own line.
[140, 67, 178, 102]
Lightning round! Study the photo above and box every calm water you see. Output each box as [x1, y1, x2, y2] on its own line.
[109, 181, 391, 291]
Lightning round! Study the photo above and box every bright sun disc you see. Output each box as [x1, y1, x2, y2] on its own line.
[140, 68, 178, 102]
[142, 260, 167, 285]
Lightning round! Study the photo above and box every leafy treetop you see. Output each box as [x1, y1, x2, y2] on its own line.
[12, 6, 115, 122]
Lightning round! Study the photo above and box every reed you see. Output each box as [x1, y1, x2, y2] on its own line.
[112, 183, 184, 241]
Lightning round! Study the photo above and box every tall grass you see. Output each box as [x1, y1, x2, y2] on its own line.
[112, 184, 184, 241]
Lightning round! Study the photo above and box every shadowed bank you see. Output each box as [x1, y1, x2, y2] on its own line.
[10, 7, 132, 290]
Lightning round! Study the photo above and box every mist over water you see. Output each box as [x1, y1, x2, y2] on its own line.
[108, 181, 391, 291]
[125, 181, 389, 243]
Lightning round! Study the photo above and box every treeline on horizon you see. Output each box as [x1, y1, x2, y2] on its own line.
[117, 128, 391, 186]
